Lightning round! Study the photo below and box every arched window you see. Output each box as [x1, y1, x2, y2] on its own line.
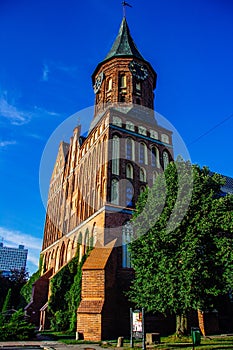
[150, 130, 158, 139]
[153, 171, 158, 184]
[122, 222, 133, 268]
[126, 121, 134, 131]
[126, 138, 135, 160]
[138, 126, 147, 136]
[112, 135, 120, 175]
[163, 151, 169, 170]
[107, 78, 112, 92]
[126, 163, 133, 179]
[140, 167, 146, 182]
[84, 229, 89, 254]
[126, 182, 134, 207]
[113, 116, 122, 127]
[136, 81, 141, 93]
[151, 146, 159, 167]
[120, 74, 126, 88]
[140, 185, 146, 194]
[139, 142, 148, 164]
[161, 133, 169, 144]
[111, 179, 119, 205]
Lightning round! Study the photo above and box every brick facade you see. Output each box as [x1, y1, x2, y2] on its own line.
[28, 17, 175, 340]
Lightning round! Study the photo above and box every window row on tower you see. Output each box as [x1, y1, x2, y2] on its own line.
[112, 134, 170, 173]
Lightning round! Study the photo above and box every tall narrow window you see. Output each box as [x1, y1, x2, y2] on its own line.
[136, 81, 141, 93]
[139, 142, 148, 164]
[120, 74, 126, 88]
[140, 167, 146, 182]
[153, 171, 158, 184]
[163, 151, 169, 170]
[126, 182, 134, 207]
[111, 179, 119, 205]
[151, 146, 159, 167]
[126, 163, 133, 179]
[122, 222, 133, 268]
[107, 78, 112, 91]
[112, 135, 120, 175]
[126, 138, 135, 160]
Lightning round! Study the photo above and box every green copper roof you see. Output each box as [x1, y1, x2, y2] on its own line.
[104, 17, 144, 61]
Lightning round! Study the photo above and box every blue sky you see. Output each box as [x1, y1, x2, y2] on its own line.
[0, 0, 232, 275]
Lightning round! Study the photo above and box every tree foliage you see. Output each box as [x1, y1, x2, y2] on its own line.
[128, 161, 233, 320]
[0, 309, 35, 341]
[0, 269, 28, 310]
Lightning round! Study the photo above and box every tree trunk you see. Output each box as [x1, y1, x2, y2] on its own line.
[176, 314, 188, 336]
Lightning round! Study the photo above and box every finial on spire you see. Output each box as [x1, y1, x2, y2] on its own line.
[122, 1, 132, 18]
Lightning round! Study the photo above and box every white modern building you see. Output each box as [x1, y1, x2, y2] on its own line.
[0, 243, 28, 275]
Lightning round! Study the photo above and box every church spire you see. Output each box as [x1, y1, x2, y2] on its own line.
[104, 17, 144, 61]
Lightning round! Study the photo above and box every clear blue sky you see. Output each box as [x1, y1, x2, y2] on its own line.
[0, 0, 232, 275]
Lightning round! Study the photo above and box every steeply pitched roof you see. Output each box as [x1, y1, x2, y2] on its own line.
[104, 17, 144, 61]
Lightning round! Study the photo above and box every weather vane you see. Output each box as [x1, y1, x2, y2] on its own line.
[122, 1, 132, 18]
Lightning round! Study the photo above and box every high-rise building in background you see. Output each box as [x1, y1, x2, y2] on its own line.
[0, 243, 28, 276]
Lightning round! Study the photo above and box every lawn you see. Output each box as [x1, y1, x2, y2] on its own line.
[38, 331, 233, 349]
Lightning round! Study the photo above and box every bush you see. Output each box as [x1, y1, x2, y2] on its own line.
[0, 309, 35, 341]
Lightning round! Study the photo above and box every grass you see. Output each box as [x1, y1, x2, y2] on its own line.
[152, 335, 233, 349]
[38, 331, 233, 349]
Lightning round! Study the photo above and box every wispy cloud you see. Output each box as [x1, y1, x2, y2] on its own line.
[41, 61, 78, 82]
[34, 105, 60, 117]
[0, 227, 42, 269]
[0, 95, 31, 126]
[0, 140, 17, 148]
[42, 64, 50, 82]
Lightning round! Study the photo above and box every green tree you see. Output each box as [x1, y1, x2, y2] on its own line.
[2, 288, 12, 313]
[128, 161, 233, 334]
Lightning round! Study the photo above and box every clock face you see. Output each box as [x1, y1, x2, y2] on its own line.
[129, 61, 148, 80]
[93, 71, 104, 94]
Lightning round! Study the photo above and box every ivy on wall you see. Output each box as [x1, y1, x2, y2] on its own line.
[19, 255, 43, 307]
[48, 248, 88, 331]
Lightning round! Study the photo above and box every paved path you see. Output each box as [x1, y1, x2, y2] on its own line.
[0, 341, 114, 350]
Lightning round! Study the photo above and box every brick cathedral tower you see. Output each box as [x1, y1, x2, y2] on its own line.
[26, 17, 173, 340]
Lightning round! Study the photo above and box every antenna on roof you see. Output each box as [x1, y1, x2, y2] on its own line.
[122, 1, 132, 18]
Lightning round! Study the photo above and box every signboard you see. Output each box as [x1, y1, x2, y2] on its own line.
[130, 308, 145, 350]
[132, 311, 143, 338]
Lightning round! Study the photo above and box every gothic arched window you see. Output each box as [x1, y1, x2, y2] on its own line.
[126, 163, 133, 179]
[126, 138, 135, 160]
[163, 151, 169, 170]
[139, 142, 148, 164]
[140, 185, 146, 194]
[112, 135, 120, 175]
[126, 182, 134, 207]
[140, 167, 146, 182]
[151, 146, 159, 167]
[111, 179, 119, 205]
[122, 222, 133, 268]
[153, 171, 158, 184]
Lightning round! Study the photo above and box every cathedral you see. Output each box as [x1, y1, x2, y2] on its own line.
[26, 17, 174, 340]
